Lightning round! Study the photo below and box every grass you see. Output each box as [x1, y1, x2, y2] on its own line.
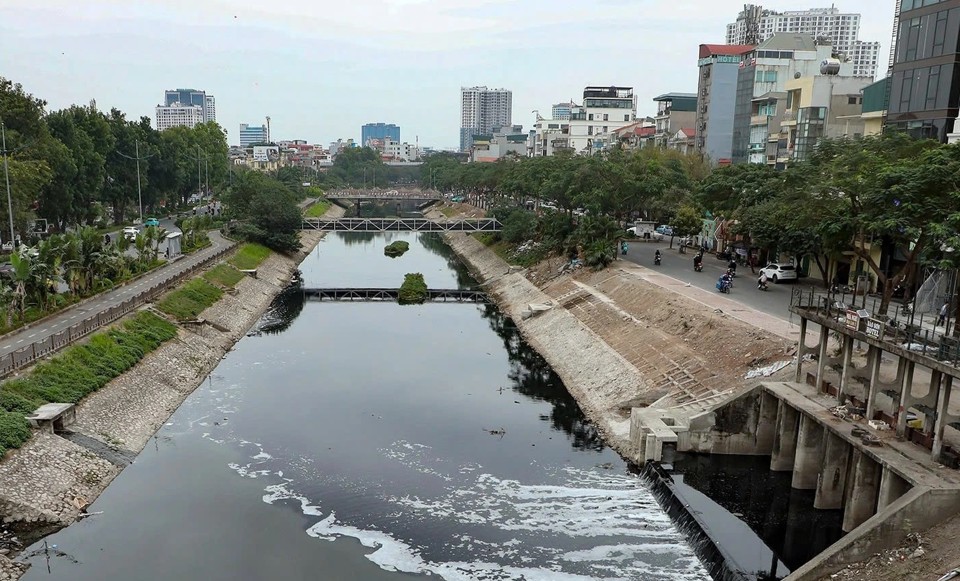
[304, 199, 332, 218]
[156, 278, 223, 320]
[472, 233, 549, 268]
[229, 243, 271, 271]
[203, 264, 244, 288]
[439, 206, 459, 218]
[0, 311, 177, 456]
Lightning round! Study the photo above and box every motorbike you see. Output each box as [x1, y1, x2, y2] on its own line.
[757, 277, 769, 291]
[726, 267, 736, 279]
[694, 261, 703, 272]
[654, 254, 662, 266]
[716, 278, 731, 294]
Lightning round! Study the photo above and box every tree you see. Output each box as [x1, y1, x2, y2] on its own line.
[673, 205, 703, 240]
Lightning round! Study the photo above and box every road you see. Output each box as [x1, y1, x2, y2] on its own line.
[0, 230, 231, 358]
[620, 241, 807, 322]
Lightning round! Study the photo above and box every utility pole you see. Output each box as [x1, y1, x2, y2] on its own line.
[1, 123, 14, 248]
[116, 139, 157, 224]
[204, 158, 209, 194]
[197, 145, 202, 198]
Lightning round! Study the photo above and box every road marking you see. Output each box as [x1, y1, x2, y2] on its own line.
[15, 339, 23, 344]
[28, 333, 36, 338]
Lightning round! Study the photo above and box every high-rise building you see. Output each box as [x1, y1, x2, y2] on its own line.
[155, 104, 205, 131]
[163, 88, 216, 122]
[361, 123, 400, 147]
[239, 124, 269, 147]
[156, 88, 216, 131]
[696, 44, 755, 165]
[551, 102, 576, 121]
[888, 0, 960, 142]
[460, 86, 513, 152]
[726, 5, 881, 78]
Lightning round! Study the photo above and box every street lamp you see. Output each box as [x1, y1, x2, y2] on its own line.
[116, 139, 158, 224]
[1, 123, 14, 248]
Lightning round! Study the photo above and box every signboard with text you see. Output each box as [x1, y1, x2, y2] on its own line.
[845, 310, 861, 331]
[865, 318, 883, 339]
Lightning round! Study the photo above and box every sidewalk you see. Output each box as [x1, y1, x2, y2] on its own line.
[0, 231, 234, 369]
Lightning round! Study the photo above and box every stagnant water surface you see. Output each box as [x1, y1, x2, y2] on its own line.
[20, 232, 708, 580]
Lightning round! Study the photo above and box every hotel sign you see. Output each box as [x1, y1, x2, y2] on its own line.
[865, 318, 883, 339]
[698, 55, 743, 67]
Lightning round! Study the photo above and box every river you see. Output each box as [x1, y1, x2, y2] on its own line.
[19, 232, 708, 581]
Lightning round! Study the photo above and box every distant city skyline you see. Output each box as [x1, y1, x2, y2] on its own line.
[0, 1, 895, 149]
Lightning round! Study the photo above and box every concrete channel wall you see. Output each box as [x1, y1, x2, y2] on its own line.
[680, 381, 960, 580]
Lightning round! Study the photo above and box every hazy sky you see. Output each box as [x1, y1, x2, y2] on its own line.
[1, 0, 895, 150]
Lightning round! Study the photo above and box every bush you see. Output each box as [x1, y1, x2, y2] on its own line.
[384, 240, 410, 258]
[501, 210, 538, 244]
[0, 311, 177, 455]
[0, 411, 31, 457]
[157, 278, 224, 320]
[398, 273, 427, 305]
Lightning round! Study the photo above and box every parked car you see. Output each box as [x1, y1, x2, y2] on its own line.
[655, 225, 674, 237]
[144, 217, 160, 227]
[759, 263, 798, 283]
[123, 226, 140, 241]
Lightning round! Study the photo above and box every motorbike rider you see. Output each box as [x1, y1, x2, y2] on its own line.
[693, 252, 703, 271]
[758, 272, 769, 291]
[728, 258, 737, 276]
[654, 249, 662, 264]
[718, 272, 732, 292]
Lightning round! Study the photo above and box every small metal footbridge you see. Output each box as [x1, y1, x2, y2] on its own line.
[301, 217, 501, 232]
[326, 189, 443, 201]
[301, 288, 491, 303]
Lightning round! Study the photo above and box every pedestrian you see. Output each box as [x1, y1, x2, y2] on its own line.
[748, 253, 756, 274]
[939, 301, 949, 326]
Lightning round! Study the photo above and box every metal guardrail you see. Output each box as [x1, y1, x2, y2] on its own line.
[302, 288, 490, 303]
[791, 286, 960, 365]
[326, 189, 443, 201]
[0, 241, 235, 379]
[301, 218, 502, 232]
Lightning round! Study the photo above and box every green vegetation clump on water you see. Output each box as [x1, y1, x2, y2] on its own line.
[384, 240, 410, 258]
[398, 273, 427, 305]
[0, 311, 177, 456]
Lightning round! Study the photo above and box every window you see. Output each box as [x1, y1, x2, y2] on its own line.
[933, 11, 948, 56]
[904, 17, 921, 61]
[603, 114, 608, 121]
[848, 96, 858, 105]
[588, 114, 594, 121]
[926, 65, 941, 109]
[900, 75, 913, 112]
[588, 126, 593, 136]
[624, 114, 630, 121]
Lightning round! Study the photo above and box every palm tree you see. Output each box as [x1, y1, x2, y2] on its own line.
[9, 251, 33, 320]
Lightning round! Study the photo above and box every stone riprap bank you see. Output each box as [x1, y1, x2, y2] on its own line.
[0, 207, 343, 579]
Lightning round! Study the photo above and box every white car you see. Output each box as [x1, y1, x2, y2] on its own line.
[760, 263, 798, 283]
[122, 227, 140, 241]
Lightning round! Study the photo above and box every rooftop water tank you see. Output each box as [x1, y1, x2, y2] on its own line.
[820, 58, 842, 75]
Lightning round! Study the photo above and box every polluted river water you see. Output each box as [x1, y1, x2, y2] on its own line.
[18, 231, 710, 581]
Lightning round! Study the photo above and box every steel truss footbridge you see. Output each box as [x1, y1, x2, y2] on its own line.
[301, 217, 501, 232]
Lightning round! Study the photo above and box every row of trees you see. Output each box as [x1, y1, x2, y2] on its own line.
[0, 226, 167, 329]
[1, 77, 228, 238]
[412, 134, 960, 313]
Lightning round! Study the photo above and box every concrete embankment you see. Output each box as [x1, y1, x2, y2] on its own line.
[0, 206, 344, 579]
[437, 229, 792, 458]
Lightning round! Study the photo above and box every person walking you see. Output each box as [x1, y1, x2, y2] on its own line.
[938, 301, 949, 326]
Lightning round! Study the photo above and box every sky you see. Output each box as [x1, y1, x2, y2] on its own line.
[0, 0, 896, 150]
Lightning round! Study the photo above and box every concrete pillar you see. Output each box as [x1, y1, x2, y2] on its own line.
[877, 467, 911, 511]
[896, 361, 917, 437]
[932, 375, 954, 462]
[842, 449, 881, 532]
[865, 345, 883, 420]
[815, 431, 850, 510]
[838, 336, 855, 405]
[792, 415, 824, 490]
[815, 326, 830, 393]
[770, 401, 800, 472]
[755, 390, 779, 455]
[795, 317, 808, 383]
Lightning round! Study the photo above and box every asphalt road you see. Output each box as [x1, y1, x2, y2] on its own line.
[620, 240, 809, 323]
[0, 230, 231, 358]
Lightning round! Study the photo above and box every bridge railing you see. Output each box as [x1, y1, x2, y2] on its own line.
[301, 217, 501, 232]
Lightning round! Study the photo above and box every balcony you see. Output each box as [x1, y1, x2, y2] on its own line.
[750, 114, 770, 126]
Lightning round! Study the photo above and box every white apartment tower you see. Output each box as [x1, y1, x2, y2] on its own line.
[460, 86, 513, 152]
[726, 5, 881, 78]
[155, 104, 205, 131]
